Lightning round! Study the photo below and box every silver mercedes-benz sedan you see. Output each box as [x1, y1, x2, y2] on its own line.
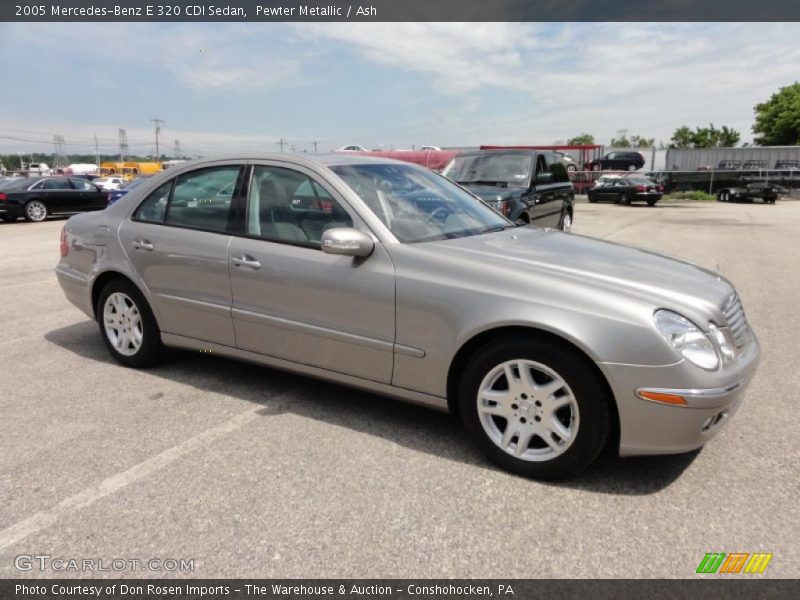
[56, 154, 760, 479]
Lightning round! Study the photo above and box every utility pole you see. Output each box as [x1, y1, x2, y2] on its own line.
[94, 134, 100, 167]
[119, 129, 129, 161]
[312, 140, 319, 153]
[150, 118, 165, 160]
[174, 139, 182, 159]
[276, 138, 287, 152]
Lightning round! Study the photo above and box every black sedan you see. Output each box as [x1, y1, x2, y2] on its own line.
[587, 151, 645, 171]
[0, 177, 108, 222]
[587, 177, 663, 206]
[717, 182, 782, 204]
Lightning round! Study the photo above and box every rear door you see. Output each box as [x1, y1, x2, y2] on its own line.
[227, 162, 396, 383]
[119, 162, 246, 346]
[70, 178, 108, 211]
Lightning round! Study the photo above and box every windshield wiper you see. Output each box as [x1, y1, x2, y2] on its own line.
[478, 225, 513, 234]
[457, 179, 509, 187]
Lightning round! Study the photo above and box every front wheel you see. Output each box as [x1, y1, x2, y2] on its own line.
[560, 211, 573, 232]
[24, 200, 48, 222]
[458, 336, 614, 479]
[97, 279, 163, 368]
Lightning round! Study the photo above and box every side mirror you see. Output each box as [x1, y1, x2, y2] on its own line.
[321, 228, 374, 258]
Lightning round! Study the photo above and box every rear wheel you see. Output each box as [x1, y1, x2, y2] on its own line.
[24, 200, 48, 222]
[97, 279, 163, 368]
[458, 335, 613, 479]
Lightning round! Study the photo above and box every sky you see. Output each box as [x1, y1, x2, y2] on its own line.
[0, 22, 798, 157]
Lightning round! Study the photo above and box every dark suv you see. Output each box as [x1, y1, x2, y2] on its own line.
[443, 150, 575, 231]
[588, 151, 645, 172]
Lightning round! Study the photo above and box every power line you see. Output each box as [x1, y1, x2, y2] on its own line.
[276, 138, 287, 152]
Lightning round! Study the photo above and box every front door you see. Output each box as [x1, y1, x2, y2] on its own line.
[228, 163, 396, 384]
[529, 154, 565, 228]
[119, 163, 246, 346]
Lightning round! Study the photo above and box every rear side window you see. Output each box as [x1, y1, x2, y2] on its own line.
[43, 179, 73, 190]
[166, 166, 244, 232]
[133, 181, 172, 223]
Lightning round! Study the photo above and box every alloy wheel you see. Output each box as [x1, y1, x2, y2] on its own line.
[103, 292, 143, 357]
[25, 201, 47, 222]
[476, 359, 579, 461]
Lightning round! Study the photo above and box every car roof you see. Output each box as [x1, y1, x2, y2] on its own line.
[452, 149, 545, 157]
[166, 153, 416, 169]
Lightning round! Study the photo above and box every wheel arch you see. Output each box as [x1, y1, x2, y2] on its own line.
[446, 325, 620, 448]
[91, 270, 155, 324]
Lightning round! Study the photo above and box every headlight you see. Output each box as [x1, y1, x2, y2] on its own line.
[709, 323, 735, 364]
[654, 310, 719, 370]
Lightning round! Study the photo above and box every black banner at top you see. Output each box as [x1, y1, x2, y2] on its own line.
[4, 0, 800, 22]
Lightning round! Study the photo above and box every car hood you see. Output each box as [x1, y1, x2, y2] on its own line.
[427, 227, 733, 325]
[459, 184, 526, 202]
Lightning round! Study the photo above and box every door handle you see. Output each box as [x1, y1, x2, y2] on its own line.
[231, 254, 261, 269]
[132, 239, 154, 251]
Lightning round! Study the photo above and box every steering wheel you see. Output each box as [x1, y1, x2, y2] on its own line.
[428, 207, 450, 224]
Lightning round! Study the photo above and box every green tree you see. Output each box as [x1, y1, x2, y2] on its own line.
[670, 126, 694, 148]
[610, 134, 631, 147]
[630, 135, 655, 148]
[567, 133, 595, 146]
[752, 82, 800, 145]
[669, 124, 740, 148]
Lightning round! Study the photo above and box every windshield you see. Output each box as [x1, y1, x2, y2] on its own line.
[329, 163, 513, 243]
[442, 154, 532, 187]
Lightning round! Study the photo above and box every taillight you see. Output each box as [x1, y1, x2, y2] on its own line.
[636, 185, 646, 192]
[0, 192, 7, 201]
[657, 185, 664, 192]
[500, 201, 510, 216]
[60, 226, 69, 257]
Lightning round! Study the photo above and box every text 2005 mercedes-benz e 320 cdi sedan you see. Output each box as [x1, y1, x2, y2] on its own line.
[56, 154, 760, 479]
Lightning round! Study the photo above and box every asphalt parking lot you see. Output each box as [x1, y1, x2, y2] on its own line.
[1, 200, 798, 579]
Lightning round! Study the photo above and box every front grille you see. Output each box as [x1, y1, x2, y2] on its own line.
[722, 292, 749, 347]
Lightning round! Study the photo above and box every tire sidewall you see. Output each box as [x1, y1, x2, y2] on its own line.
[458, 336, 613, 479]
[97, 279, 162, 368]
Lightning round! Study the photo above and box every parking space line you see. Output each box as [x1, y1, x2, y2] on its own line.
[0, 397, 285, 551]
[0, 279, 57, 290]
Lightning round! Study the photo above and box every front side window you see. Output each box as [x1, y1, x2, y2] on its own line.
[165, 166, 244, 232]
[247, 166, 352, 246]
[331, 163, 512, 243]
[71, 178, 97, 191]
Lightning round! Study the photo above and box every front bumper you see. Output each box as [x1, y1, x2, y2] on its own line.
[600, 333, 760, 456]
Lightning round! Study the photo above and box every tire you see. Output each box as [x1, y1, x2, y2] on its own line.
[627, 165, 637, 171]
[588, 195, 597, 203]
[646, 199, 658, 206]
[97, 279, 163, 368]
[567, 164, 577, 173]
[458, 335, 614, 479]
[560, 211, 573, 232]
[515, 214, 530, 227]
[24, 200, 48, 222]
[619, 193, 631, 205]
